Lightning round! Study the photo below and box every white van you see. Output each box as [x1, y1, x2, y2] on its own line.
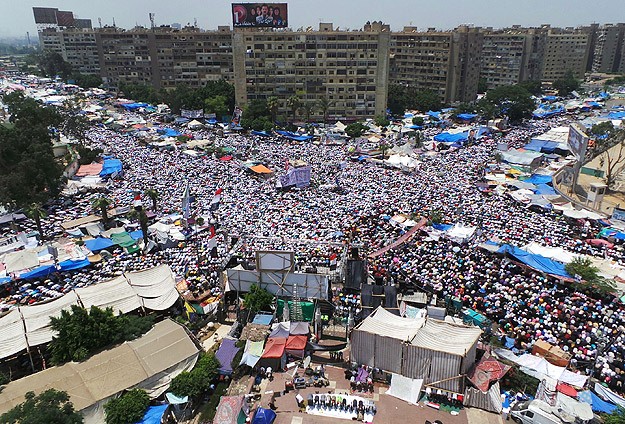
[510, 400, 562, 424]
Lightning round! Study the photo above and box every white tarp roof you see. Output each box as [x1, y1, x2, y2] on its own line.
[0, 319, 199, 419]
[409, 318, 481, 356]
[0, 265, 180, 360]
[355, 307, 425, 342]
[3, 250, 40, 273]
[522, 242, 578, 264]
[446, 223, 477, 244]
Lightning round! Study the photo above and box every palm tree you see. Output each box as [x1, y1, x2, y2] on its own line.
[144, 188, 159, 212]
[267, 96, 279, 124]
[286, 95, 301, 123]
[300, 101, 316, 124]
[317, 96, 334, 126]
[24, 203, 46, 239]
[91, 196, 113, 223]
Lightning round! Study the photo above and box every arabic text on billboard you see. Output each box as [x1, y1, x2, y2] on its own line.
[232, 3, 288, 28]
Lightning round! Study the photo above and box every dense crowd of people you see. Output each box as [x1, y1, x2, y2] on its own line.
[2, 89, 625, 394]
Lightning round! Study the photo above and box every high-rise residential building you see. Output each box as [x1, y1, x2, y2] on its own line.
[449, 25, 483, 103]
[479, 28, 532, 90]
[232, 21, 390, 121]
[592, 23, 625, 73]
[540, 27, 591, 82]
[389, 27, 455, 103]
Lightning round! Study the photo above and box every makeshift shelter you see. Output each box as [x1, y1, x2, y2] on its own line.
[84, 237, 115, 252]
[276, 299, 314, 322]
[386, 373, 423, 405]
[259, 338, 286, 370]
[285, 335, 307, 358]
[100, 157, 123, 177]
[351, 307, 481, 393]
[136, 404, 169, 424]
[578, 390, 618, 414]
[214, 396, 248, 424]
[467, 353, 511, 392]
[0, 319, 199, 424]
[216, 338, 240, 375]
[239, 340, 265, 368]
[464, 381, 502, 413]
[252, 407, 276, 424]
[497, 244, 572, 279]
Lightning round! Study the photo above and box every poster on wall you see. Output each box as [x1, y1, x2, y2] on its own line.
[232, 3, 288, 28]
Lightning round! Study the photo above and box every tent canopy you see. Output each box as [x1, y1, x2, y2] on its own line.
[261, 338, 286, 359]
[497, 244, 571, 279]
[252, 407, 276, 424]
[250, 165, 273, 174]
[136, 404, 168, 424]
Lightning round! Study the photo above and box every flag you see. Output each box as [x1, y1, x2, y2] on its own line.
[210, 188, 223, 211]
[133, 193, 142, 209]
[181, 181, 192, 220]
[329, 253, 337, 266]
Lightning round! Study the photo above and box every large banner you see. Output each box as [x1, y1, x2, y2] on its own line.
[181, 109, 204, 119]
[232, 3, 288, 28]
[279, 166, 311, 188]
[568, 123, 589, 161]
[231, 106, 243, 127]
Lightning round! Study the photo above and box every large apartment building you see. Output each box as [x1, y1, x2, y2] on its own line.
[35, 7, 625, 118]
[232, 21, 390, 121]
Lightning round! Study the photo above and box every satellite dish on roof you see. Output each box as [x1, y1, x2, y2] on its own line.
[303, 356, 311, 369]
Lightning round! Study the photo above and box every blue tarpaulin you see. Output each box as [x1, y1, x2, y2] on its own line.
[457, 113, 478, 120]
[84, 237, 115, 252]
[607, 111, 625, 119]
[135, 404, 168, 424]
[252, 408, 277, 424]
[100, 158, 123, 176]
[251, 130, 272, 137]
[534, 184, 556, 195]
[434, 131, 469, 143]
[542, 95, 557, 102]
[129, 230, 145, 240]
[578, 390, 617, 414]
[407, 125, 422, 129]
[533, 107, 565, 119]
[121, 102, 148, 111]
[599, 92, 610, 99]
[524, 140, 561, 153]
[432, 223, 453, 231]
[19, 265, 56, 280]
[497, 244, 571, 279]
[276, 130, 314, 141]
[157, 128, 182, 137]
[523, 174, 552, 185]
[427, 110, 441, 120]
[252, 313, 273, 326]
[58, 258, 91, 272]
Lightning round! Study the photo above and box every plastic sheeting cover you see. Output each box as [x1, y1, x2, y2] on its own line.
[386, 374, 423, 404]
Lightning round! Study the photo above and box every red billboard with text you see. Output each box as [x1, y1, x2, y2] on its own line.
[232, 3, 288, 28]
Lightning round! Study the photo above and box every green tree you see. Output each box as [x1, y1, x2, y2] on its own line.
[517, 80, 543, 96]
[36, 51, 73, 80]
[344, 122, 369, 139]
[0, 389, 83, 424]
[24, 203, 47, 239]
[71, 72, 103, 89]
[266, 96, 280, 123]
[552, 71, 581, 96]
[104, 389, 149, 424]
[204, 95, 229, 118]
[379, 140, 390, 159]
[0, 92, 63, 209]
[91, 196, 113, 223]
[374, 115, 390, 128]
[49, 305, 153, 365]
[118, 83, 161, 105]
[428, 210, 443, 225]
[591, 121, 615, 138]
[412, 116, 424, 126]
[144, 189, 159, 212]
[299, 101, 316, 123]
[170, 353, 220, 398]
[243, 284, 274, 316]
[286, 95, 301, 122]
[316, 96, 334, 125]
[387, 84, 408, 116]
[477, 78, 489, 94]
[76, 145, 103, 165]
[565, 256, 617, 295]
[478, 84, 535, 122]
[604, 406, 625, 424]
[411, 90, 442, 112]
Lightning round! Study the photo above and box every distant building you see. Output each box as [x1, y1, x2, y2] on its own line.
[592, 23, 625, 73]
[540, 27, 591, 82]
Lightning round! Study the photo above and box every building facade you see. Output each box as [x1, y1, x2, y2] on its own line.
[592, 23, 625, 73]
[540, 27, 591, 82]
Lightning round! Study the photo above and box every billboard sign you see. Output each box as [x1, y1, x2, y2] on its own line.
[568, 123, 589, 161]
[232, 3, 288, 28]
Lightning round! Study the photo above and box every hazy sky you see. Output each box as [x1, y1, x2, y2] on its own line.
[1, 0, 624, 38]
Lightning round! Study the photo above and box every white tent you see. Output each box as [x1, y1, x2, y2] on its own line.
[386, 374, 423, 405]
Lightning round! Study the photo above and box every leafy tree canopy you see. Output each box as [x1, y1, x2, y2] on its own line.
[552, 71, 581, 97]
[36, 51, 73, 80]
[565, 256, 616, 295]
[387, 85, 442, 116]
[478, 84, 535, 122]
[0, 92, 63, 209]
[243, 284, 274, 316]
[0, 389, 83, 424]
[49, 305, 153, 365]
[344, 122, 369, 139]
[104, 389, 149, 424]
[71, 73, 103, 89]
[374, 115, 390, 128]
[170, 353, 220, 398]
[517, 80, 543, 96]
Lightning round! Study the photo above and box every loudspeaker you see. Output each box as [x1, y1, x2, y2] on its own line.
[345, 259, 366, 290]
[350, 247, 359, 259]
